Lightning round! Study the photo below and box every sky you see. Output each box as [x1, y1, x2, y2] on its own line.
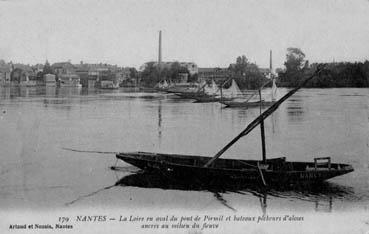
[0, 0, 368, 69]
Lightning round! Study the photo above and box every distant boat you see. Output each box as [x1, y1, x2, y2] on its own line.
[193, 79, 242, 103]
[221, 79, 243, 98]
[173, 80, 213, 100]
[220, 78, 278, 108]
[204, 79, 220, 96]
[166, 81, 206, 99]
[155, 80, 170, 91]
[116, 65, 354, 186]
[166, 82, 199, 94]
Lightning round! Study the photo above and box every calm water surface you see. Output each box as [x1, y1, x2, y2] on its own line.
[0, 86, 368, 213]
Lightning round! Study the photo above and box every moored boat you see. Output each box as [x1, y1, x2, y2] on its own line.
[166, 82, 199, 94]
[155, 80, 170, 92]
[221, 99, 276, 107]
[221, 78, 278, 108]
[193, 79, 243, 103]
[116, 152, 353, 185]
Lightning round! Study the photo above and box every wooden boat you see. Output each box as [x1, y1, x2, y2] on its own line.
[172, 79, 242, 102]
[220, 78, 278, 108]
[116, 65, 354, 186]
[116, 152, 353, 185]
[193, 79, 243, 103]
[169, 81, 209, 99]
[221, 99, 276, 108]
[193, 95, 227, 103]
[177, 80, 219, 101]
[165, 83, 199, 94]
[155, 80, 170, 92]
[174, 91, 204, 99]
[192, 80, 222, 102]
[176, 93, 233, 102]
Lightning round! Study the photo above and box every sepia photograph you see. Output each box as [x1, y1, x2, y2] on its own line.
[0, 0, 368, 233]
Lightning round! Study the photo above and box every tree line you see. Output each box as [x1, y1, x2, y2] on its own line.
[140, 62, 196, 87]
[139, 56, 268, 89]
[278, 48, 369, 88]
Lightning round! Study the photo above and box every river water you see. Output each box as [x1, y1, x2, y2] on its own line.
[0, 86, 368, 216]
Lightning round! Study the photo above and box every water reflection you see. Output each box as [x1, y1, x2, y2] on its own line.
[102, 170, 355, 212]
[286, 98, 305, 122]
[158, 100, 162, 143]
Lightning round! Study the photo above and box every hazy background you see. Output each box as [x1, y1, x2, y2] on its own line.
[0, 0, 368, 68]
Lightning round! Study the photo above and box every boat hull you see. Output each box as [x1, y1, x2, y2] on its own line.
[116, 152, 353, 186]
[174, 92, 203, 99]
[220, 100, 276, 108]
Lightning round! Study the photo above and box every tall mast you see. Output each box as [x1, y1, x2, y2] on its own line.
[270, 50, 277, 101]
[259, 89, 266, 163]
[269, 50, 273, 77]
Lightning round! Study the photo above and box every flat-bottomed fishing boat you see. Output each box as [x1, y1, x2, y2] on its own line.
[220, 77, 278, 108]
[116, 152, 353, 185]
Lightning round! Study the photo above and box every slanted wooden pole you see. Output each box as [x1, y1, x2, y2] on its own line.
[259, 89, 266, 163]
[203, 65, 325, 168]
[257, 162, 267, 186]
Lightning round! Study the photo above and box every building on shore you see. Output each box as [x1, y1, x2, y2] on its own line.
[51, 61, 78, 86]
[0, 61, 11, 85]
[74, 62, 135, 88]
[116, 67, 134, 87]
[99, 68, 119, 89]
[10, 64, 39, 86]
[52, 61, 76, 76]
[59, 74, 81, 87]
[198, 67, 230, 83]
[140, 61, 198, 75]
[1, 59, 136, 88]
[74, 62, 89, 87]
[44, 74, 56, 86]
[52, 61, 82, 87]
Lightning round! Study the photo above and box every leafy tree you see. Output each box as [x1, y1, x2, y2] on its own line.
[228, 55, 266, 89]
[234, 55, 248, 76]
[10, 68, 24, 82]
[140, 62, 190, 87]
[140, 62, 160, 86]
[279, 48, 306, 86]
[285, 48, 305, 71]
[43, 60, 53, 74]
[129, 67, 138, 79]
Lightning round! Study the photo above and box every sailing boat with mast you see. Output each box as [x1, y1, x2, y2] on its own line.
[220, 77, 278, 107]
[116, 65, 353, 186]
[193, 79, 243, 103]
